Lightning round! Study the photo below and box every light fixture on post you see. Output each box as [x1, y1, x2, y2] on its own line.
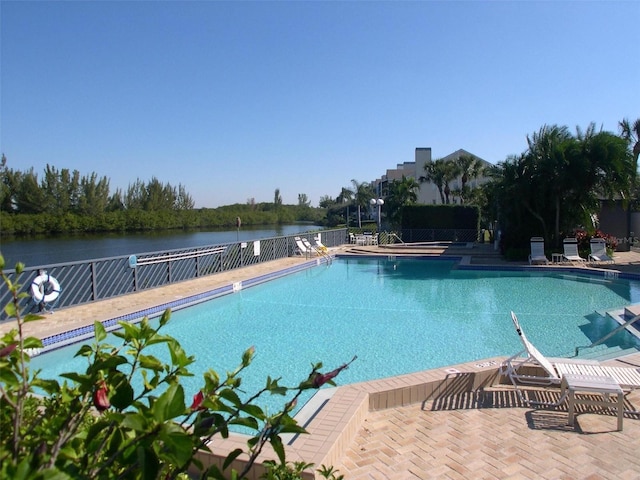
[370, 198, 384, 231]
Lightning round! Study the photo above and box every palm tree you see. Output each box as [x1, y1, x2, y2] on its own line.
[455, 154, 485, 203]
[526, 124, 575, 241]
[351, 179, 374, 228]
[386, 175, 420, 228]
[487, 123, 635, 251]
[336, 186, 354, 227]
[620, 118, 640, 185]
[419, 159, 456, 204]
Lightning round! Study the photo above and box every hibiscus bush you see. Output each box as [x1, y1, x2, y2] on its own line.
[0, 256, 353, 479]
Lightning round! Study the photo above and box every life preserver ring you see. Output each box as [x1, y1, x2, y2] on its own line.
[30, 274, 61, 304]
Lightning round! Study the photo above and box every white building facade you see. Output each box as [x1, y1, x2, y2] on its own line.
[372, 147, 492, 205]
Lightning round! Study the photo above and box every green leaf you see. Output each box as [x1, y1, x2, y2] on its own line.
[74, 344, 94, 358]
[137, 445, 161, 480]
[222, 448, 243, 470]
[218, 388, 242, 407]
[0, 368, 20, 386]
[32, 377, 61, 394]
[93, 354, 128, 370]
[118, 322, 140, 341]
[110, 379, 134, 410]
[153, 383, 185, 422]
[158, 309, 171, 327]
[60, 372, 91, 385]
[120, 412, 149, 431]
[238, 403, 265, 419]
[22, 337, 43, 349]
[205, 465, 228, 480]
[138, 354, 164, 371]
[229, 417, 259, 430]
[277, 424, 307, 435]
[168, 342, 194, 368]
[270, 435, 286, 464]
[23, 313, 45, 323]
[157, 423, 193, 467]
[93, 321, 107, 342]
[3, 303, 16, 318]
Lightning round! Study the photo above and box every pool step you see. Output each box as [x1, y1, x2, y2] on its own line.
[577, 345, 636, 362]
[604, 307, 640, 340]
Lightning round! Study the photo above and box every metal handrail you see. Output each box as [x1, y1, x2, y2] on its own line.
[0, 228, 347, 318]
[388, 233, 405, 244]
[134, 246, 227, 266]
[574, 314, 640, 356]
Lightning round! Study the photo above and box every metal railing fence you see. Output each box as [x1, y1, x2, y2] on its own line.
[0, 228, 347, 319]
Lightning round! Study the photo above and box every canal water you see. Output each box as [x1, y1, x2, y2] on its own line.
[0, 224, 322, 269]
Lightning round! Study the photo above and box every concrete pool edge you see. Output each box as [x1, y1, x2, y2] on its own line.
[192, 356, 506, 479]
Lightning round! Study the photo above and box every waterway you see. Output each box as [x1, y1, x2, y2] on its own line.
[0, 224, 322, 268]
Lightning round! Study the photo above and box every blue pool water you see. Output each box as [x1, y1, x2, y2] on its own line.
[31, 258, 640, 419]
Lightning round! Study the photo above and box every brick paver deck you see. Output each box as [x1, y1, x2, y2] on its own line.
[335, 382, 640, 479]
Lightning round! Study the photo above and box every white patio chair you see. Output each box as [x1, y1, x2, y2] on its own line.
[528, 237, 549, 265]
[588, 238, 614, 264]
[562, 238, 586, 264]
[500, 311, 640, 411]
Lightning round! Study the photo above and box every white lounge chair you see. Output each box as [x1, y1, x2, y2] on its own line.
[528, 237, 549, 265]
[562, 238, 586, 264]
[301, 237, 319, 255]
[294, 237, 311, 256]
[500, 311, 640, 408]
[588, 238, 614, 264]
[314, 234, 328, 253]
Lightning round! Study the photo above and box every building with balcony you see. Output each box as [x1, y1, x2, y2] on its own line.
[371, 147, 492, 205]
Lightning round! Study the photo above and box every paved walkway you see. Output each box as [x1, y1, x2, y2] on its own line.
[334, 377, 640, 479]
[5, 245, 640, 479]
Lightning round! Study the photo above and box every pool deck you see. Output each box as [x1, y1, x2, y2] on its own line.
[4, 244, 640, 479]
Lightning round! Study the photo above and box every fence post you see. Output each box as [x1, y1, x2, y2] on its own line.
[91, 262, 98, 301]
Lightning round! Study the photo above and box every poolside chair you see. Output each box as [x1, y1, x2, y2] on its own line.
[302, 237, 324, 256]
[314, 234, 328, 253]
[588, 238, 614, 264]
[500, 311, 640, 408]
[562, 238, 586, 264]
[294, 237, 311, 256]
[528, 237, 549, 265]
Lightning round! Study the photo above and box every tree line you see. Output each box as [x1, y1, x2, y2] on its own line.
[0, 159, 325, 236]
[486, 120, 639, 254]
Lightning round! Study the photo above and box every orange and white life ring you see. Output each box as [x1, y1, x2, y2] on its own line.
[30, 273, 61, 304]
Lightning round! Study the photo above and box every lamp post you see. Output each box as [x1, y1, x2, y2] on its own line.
[344, 198, 349, 228]
[370, 198, 384, 231]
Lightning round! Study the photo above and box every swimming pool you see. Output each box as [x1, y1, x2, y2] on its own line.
[31, 257, 640, 418]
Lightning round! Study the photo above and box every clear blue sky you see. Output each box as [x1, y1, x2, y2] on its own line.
[2, 1, 638, 208]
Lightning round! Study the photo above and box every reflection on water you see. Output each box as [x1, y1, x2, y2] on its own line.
[0, 225, 322, 268]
